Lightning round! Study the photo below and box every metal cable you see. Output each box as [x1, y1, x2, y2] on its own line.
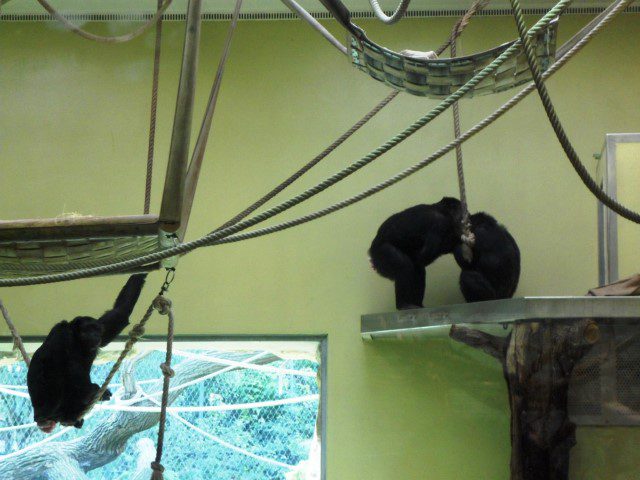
[508, 0, 640, 224]
[34, 0, 173, 44]
[369, 0, 412, 24]
[0, 0, 584, 287]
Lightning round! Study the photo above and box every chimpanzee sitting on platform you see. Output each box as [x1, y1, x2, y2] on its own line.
[453, 212, 520, 303]
[368, 197, 520, 308]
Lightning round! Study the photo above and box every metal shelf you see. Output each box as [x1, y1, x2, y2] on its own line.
[361, 296, 640, 340]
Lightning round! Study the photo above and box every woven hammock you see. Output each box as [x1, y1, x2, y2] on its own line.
[349, 18, 559, 98]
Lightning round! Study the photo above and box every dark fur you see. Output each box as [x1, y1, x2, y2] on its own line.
[368, 197, 463, 309]
[453, 212, 520, 302]
[27, 274, 147, 431]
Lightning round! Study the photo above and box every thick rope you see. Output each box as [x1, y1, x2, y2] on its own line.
[34, 0, 173, 44]
[215, 90, 399, 231]
[0, 0, 596, 287]
[0, 300, 30, 367]
[149, 296, 175, 480]
[508, 0, 640, 225]
[451, 35, 475, 262]
[369, 0, 412, 24]
[144, 0, 165, 215]
[435, 0, 491, 56]
[78, 270, 176, 422]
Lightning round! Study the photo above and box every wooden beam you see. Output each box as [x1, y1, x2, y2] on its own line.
[176, 0, 242, 242]
[159, 0, 202, 232]
[0, 215, 160, 242]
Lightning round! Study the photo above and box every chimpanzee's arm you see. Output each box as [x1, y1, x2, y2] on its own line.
[97, 274, 147, 346]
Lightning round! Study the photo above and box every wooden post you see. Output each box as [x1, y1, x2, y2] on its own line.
[159, 0, 202, 232]
[176, 0, 243, 242]
[450, 319, 600, 480]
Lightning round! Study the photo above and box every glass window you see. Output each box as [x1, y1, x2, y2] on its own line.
[0, 338, 325, 480]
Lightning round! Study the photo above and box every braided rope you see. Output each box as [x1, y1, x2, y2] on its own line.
[149, 296, 175, 480]
[34, 0, 173, 44]
[369, 0, 412, 24]
[216, 90, 399, 231]
[144, 0, 165, 215]
[0, 300, 30, 367]
[435, 0, 492, 56]
[0, 0, 593, 287]
[509, 0, 640, 224]
[451, 35, 475, 261]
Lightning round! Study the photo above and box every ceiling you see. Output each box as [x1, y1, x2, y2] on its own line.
[1, 0, 617, 16]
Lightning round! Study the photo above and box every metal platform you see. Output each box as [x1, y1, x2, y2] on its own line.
[361, 296, 640, 340]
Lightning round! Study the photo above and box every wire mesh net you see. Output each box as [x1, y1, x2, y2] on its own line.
[0, 343, 321, 480]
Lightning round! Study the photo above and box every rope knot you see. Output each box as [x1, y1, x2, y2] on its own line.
[150, 461, 166, 480]
[460, 221, 476, 263]
[153, 296, 172, 315]
[160, 362, 175, 378]
[129, 324, 146, 340]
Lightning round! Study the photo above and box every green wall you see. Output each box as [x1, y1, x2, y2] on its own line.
[1, 13, 639, 479]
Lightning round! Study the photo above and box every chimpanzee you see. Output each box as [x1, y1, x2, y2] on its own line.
[453, 212, 520, 302]
[27, 274, 147, 433]
[368, 197, 463, 309]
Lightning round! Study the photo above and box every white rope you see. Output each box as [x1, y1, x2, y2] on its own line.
[127, 351, 271, 401]
[138, 390, 296, 469]
[0, 422, 37, 432]
[0, 427, 72, 460]
[0, 386, 29, 399]
[172, 350, 317, 377]
[369, 0, 412, 24]
[98, 394, 319, 413]
[0, 384, 28, 390]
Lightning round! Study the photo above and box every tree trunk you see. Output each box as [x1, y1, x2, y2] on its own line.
[0, 352, 279, 479]
[450, 319, 599, 480]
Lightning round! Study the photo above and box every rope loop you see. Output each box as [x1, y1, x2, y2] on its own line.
[460, 226, 476, 263]
[369, 0, 412, 24]
[151, 461, 165, 473]
[153, 296, 172, 315]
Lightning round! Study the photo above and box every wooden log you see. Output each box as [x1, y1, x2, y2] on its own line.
[450, 319, 600, 480]
[158, 0, 202, 232]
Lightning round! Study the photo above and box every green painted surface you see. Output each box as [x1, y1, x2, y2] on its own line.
[1, 14, 639, 479]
